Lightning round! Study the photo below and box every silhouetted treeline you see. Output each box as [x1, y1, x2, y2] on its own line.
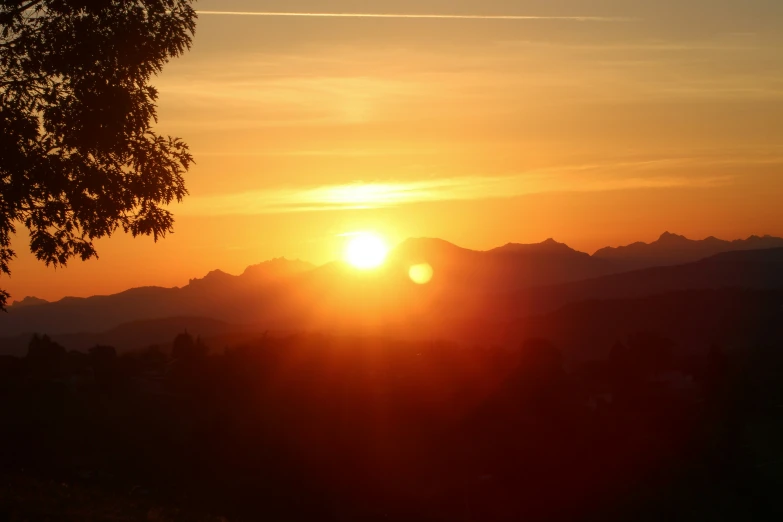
[1, 330, 782, 521]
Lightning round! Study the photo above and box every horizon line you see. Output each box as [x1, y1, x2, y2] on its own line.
[195, 11, 634, 22]
[8, 230, 780, 304]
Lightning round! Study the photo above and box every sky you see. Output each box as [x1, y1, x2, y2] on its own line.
[7, 0, 783, 301]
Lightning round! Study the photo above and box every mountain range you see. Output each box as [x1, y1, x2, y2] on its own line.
[593, 232, 783, 271]
[2, 233, 783, 357]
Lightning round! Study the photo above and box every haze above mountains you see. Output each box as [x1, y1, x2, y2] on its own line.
[2, 232, 783, 357]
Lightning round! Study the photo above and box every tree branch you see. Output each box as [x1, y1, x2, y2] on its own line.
[2, 0, 44, 18]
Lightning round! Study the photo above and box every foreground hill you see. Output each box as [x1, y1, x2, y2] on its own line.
[514, 288, 783, 361]
[0, 316, 246, 357]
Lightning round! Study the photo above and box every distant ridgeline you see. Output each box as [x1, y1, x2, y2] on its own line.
[1, 234, 782, 358]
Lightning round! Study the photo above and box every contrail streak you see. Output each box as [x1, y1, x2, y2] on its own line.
[195, 11, 632, 22]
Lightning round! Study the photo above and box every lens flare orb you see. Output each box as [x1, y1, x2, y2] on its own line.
[409, 263, 434, 284]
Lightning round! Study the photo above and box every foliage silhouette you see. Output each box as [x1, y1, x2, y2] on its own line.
[2, 326, 781, 521]
[25, 332, 65, 376]
[0, 0, 197, 309]
[172, 331, 207, 360]
[88, 344, 117, 365]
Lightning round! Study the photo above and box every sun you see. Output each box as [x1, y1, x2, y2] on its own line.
[344, 233, 389, 270]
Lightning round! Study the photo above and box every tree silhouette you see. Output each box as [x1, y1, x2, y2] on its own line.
[171, 331, 207, 360]
[26, 333, 66, 375]
[0, 1, 197, 309]
[88, 344, 117, 367]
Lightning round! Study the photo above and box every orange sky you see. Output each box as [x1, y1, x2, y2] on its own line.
[6, 0, 783, 302]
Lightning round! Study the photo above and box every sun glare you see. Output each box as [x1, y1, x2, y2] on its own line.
[344, 233, 389, 270]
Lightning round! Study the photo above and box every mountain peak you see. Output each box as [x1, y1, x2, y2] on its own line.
[9, 296, 50, 309]
[593, 231, 783, 271]
[492, 238, 576, 255]
[657, 231, 688, 242]
[537, 238, 571, 251]
[241, 258, 315, 281]
[397, 237, 462, 249]
[391, 237, 469, 259]
[187, 269, 234, 286]
[205, 269, 232, 280]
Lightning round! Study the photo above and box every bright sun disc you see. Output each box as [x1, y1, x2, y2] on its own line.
[344, 233, 389, 269]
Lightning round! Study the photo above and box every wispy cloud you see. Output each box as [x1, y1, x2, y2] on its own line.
[178, 162, 733, 216]
[196, 11, 632, 22]
[156, 38, 783, 137]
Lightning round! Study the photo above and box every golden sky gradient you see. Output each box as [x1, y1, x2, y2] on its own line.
[7, 0, 783, 302]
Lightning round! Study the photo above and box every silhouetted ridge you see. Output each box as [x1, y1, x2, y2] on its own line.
[523, 247, 783, 316]
[593, 232, 783, 271]
[241, 257, 315, 279]
[9, 296, 49, 309]
[3, 238, 783, 346]
[389, 236, 613, 292]
[491, 238, 584, 255]
[657, 231, 688, 243]
[188, 269, 234, 287]
[391, 237, 473, 259]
